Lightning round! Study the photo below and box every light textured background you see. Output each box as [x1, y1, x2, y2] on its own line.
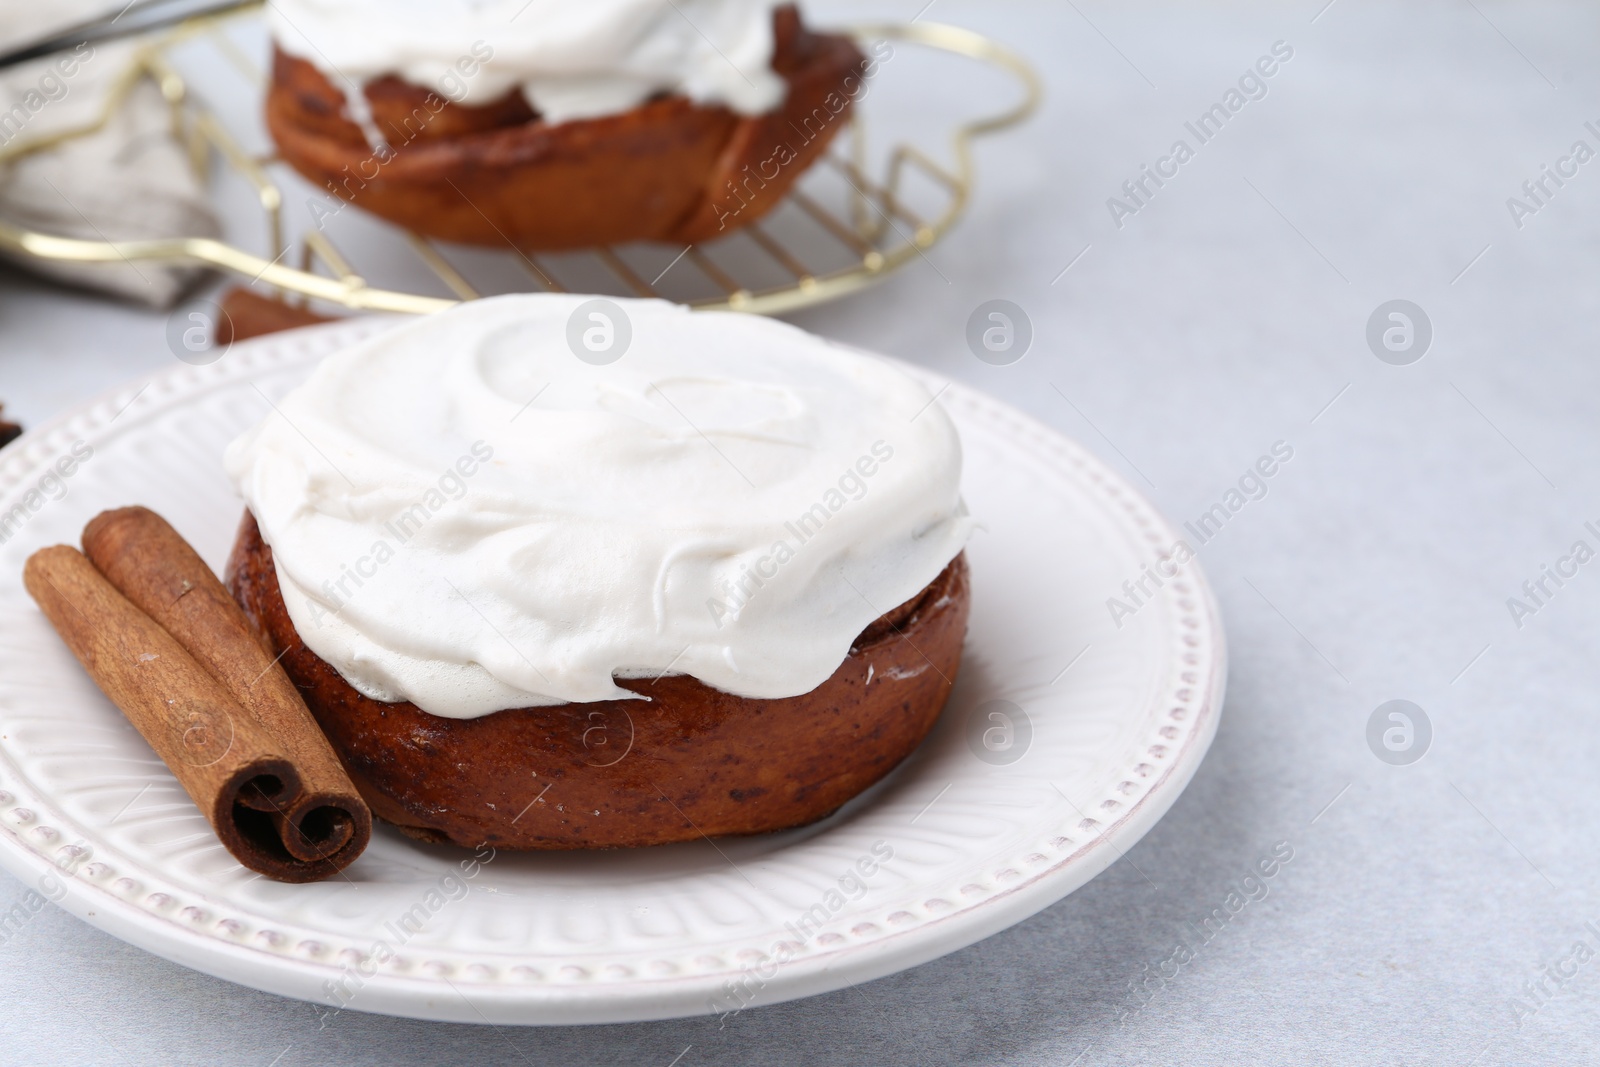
[3, 1, 1599, 1063]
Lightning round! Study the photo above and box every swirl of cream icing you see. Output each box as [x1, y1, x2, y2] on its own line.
[267, 0, 787, 128]
[224, 295, 972, 718]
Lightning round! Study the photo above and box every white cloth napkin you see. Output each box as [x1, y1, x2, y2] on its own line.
[0, 1, 128, 53]
[0, 8, 221, 308]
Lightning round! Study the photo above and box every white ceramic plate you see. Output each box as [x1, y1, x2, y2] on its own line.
[0, 319, 1224, 1024]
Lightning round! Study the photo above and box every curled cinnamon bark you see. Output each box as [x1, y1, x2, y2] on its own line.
[214, 287, 336, 345]
[83, 506, 371, 868]
[0, 404, 21, 450]
[24, 509, 371, 882]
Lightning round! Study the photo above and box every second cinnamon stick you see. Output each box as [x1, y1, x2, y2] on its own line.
[81, 507, 370, 869]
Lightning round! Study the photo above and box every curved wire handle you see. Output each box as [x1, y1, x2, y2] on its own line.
[0, 19, 1041, 317]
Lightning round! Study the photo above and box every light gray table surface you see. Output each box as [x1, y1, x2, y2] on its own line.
[3, 1, 1598, 1063]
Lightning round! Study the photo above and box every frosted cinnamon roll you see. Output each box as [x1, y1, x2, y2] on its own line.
[222, 295, 972, 848]
[266, 1, 877, 249]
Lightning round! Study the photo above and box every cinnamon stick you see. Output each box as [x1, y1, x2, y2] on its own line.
[78, 507, 370, 875]
[214, 286, 336, 345]
[0, 404, 20, 450]
[24, 546, 356, 882]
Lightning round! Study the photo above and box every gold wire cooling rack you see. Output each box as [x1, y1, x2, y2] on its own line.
[0, 5, 1039, 317]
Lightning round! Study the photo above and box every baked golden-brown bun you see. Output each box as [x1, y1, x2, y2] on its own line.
[225, 511, 969, 849]
[266, 6, 867, 250]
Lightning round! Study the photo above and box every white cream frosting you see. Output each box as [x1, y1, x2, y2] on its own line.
[224, 295, 972, 718]
[267, 0, 787, 128]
